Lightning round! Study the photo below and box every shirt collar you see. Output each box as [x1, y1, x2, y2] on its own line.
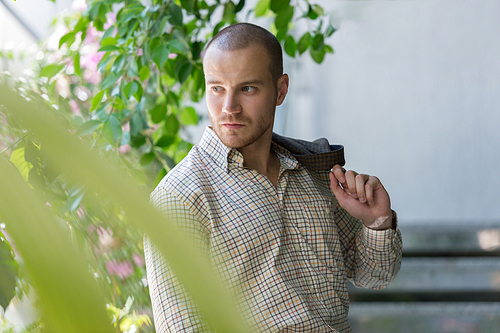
[198, 127, 300, 173]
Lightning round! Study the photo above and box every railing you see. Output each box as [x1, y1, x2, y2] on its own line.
[348, 222, 500, 333]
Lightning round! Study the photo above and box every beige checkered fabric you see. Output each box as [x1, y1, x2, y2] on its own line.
[145, 127, 402, 332]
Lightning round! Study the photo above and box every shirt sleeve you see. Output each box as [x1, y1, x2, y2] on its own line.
[336, 206, 403, 290]
[144, 186, 212, 332]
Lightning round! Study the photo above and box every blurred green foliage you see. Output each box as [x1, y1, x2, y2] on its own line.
[0, 0, 335, 331]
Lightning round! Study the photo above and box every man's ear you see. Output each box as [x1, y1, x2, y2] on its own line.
[276, 74, 289, 106]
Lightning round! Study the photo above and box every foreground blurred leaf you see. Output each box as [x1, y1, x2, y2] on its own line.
[0, 230, 19, 310]
[0, 85, 248, 333]
[0, 158, 113, 333]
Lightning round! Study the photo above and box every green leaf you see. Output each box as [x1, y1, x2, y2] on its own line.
[180, 0, 195, 13]
[312, 4, 324, 16]
[91, 91, 105, 111]
[139, 66, 151, 82]
[284, 35, 296, 57]
[275, 5, 294, 29]
[223, 1, 236, 23]
[152, 44, 170, 69]
[270, 0, 290, 13]
[167, 39, 184, 54]
[111, 54, 126, 74]
[97, 45, 120, 52]
[297, 32, 311, 54]
[59, 32, 76, 48]
[156, 134, 176, 148]
[101, 74, 119, 89]
[0, 230, 19, 310]
[127, 59, 139, 78]
[61, 191, 85, 213]
[310, 47, 326, 64]
[102, 115, 123, 145]
[10, 147, 32, 182]
[123, 81, 138, 100]
[235, 0, 245, 12]
[133, 81, 144, 101]
[175, 59, 192, 83]
[39, 64, 64, 79]
[74, 17, 89, 33]
[255, 0, 270, 16]
[311, 33, 324, 51]
[130, 112, 146, 136]
[164, 114, 179, 134]
[168, 3, 183, 26]
[100, 37, 117, 47]
[325, 22, 336, 37]
[304, 4, 318, 20]
[74, 52, 81, 76]
[139, 152, 155, 166]
[150, 104, 167, 124]
[75, 120, 102, 137]
[324, 44, 334, 54]
[179, 107, 198, 125]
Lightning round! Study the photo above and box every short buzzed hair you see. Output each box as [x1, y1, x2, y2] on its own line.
[205, 23, 284, 83]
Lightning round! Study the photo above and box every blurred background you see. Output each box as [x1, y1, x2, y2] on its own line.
[1, 0, 499, 332]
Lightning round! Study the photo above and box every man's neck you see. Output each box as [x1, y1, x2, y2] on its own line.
[237, 132, 280, 188]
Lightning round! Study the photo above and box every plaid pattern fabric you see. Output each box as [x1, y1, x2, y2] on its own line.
[145, 127, 402, 332]
[271, 133, 345, 171]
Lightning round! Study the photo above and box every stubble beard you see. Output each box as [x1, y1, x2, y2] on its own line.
[209, 112, 274, 149]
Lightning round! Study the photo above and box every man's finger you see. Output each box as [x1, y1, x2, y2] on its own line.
[332, 165, 346, 184]
[329, 172, 349, 204]
[345, 170, 358, 198]
[365, 176, 379, 206]
[355, 174, 368, 203]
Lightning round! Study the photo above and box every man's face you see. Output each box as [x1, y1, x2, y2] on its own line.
[203, 44, 288, 149]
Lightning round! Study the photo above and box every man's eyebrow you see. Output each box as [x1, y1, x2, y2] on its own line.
[206, 79, 223, 85]
[205, 79, 266, 86]
[240, 79, 265, 86]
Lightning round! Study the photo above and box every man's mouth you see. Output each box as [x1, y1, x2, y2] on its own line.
[222, 123, 245, 129]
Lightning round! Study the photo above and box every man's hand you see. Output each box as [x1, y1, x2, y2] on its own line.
[329, 165, 393, 230]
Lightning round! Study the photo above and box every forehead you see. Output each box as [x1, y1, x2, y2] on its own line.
[203, 45, 272, 83]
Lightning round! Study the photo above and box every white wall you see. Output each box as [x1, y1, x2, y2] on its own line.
[282, 0, 500, 225]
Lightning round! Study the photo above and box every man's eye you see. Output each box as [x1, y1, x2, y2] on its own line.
[242, 86, 255, 92]
[211, 86, 222, 92]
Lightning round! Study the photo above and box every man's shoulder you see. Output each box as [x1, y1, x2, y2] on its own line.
[156, 145, 207, 191]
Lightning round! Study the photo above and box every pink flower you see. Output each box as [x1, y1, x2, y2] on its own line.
[69, 100, 81, 116]
[71, 0, 88, 12]
[81, 51, 104, 72]
[97, 226, 113, 245]
[103, 13, 117, 31]
[76, 207, 85, 220]
[132, 253, 144, 267]
[137, 48, 143, 56]
[118, 144, 131, 154]
[83, 69, 102, 85]
[105, 260, 134, 280]
[83, 24, 101, 46]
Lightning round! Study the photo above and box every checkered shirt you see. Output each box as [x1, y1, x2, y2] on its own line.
[145, 127, 403, 332]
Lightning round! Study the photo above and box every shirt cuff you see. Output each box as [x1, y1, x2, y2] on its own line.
[362, 210, 399, 251]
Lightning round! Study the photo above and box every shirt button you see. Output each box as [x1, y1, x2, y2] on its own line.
[325, 207, 331, 214]
[294, 244, 301, 252]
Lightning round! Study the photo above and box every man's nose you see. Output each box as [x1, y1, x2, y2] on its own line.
[222, 92, 242, 114]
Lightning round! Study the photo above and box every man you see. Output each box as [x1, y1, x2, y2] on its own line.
[145, 23, 402, 332]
